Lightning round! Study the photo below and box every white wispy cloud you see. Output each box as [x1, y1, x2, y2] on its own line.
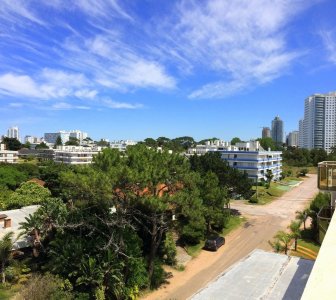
[0, 0, 318, 104]
[320, 30, 336, 64]
[149, 0, 312, 99]
[51, 102, 91, 110]
[0, 70, 97, 100]
[102, 99, 143, 109]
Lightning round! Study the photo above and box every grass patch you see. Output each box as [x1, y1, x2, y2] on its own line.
[250, 182, 287, 205]
[298, 239, 320, 254]
[222, 215, 246, 236]
[0, 285, 21, 299]
[185, 241, 204, 258]
[174, 264, 185, 272]
[290, 250, 315, 260]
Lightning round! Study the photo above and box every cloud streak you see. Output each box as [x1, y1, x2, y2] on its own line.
[0, 0, 319, 105]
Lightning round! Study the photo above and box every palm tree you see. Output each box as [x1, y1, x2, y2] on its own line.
[0, 231, 15, 283]
[274, 231, 291, 255]
[295, 209, 310, 230]
[289, 221, 301, 251]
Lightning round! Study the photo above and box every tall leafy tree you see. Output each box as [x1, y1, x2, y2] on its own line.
[200, 172, 229, 233]
[189, 152, 252, 199]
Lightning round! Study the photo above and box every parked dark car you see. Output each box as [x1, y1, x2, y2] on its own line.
[204, 236, 225, 251]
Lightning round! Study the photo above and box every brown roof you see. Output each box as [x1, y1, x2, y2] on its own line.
[28, 178, 46, 187]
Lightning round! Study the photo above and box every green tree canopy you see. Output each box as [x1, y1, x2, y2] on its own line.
[35, 142, 49, 149]
[230, 137, 241, 145]
[2, 137, 22, 150]
[257, 137, 275, 151]
[65, 137, 80, 146]
[189, 152, 252, 199]
[6, 181, 51, 209]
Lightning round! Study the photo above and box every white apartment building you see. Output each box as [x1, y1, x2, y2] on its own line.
[0, 144, 18, 163]
[300, 92, 336, 152]
[218, 141, 282, 182]
[110, 140, 137, 151]
[44, 130, 88, 144]
[187, 140, 282, 182]
[54, 146, 102, 164]
[69, 130, 88, 143]
[7, 126, 20, 141]
[24, 135, 41, 144]
[186, 140, 230, 156]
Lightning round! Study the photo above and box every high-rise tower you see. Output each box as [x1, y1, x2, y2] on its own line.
[271, 116, 284, 146]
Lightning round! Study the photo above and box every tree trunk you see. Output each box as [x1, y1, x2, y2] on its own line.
[285, 244, 288, 255]
[148, 222, 163, 284]
[303, 220, 306, 230]
[1, 261, 5, 283]
[294, 238, 297, 251]
[206, 220, 211, 235]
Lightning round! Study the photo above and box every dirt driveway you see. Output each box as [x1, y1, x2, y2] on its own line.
[142, 174, 318, 300]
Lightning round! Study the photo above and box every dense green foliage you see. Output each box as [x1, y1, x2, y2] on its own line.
[35, 142, 49, 149]
[2, 137, 22, 151]
[142, 136, 196, 152]
[282, 147, 332, 167]
[230, 137, 241, 145]
[257, 137, 276, 151]
[65, 137, 80, 146]
[5, 182, 51, 209]
[189, 152, 253, 199]
[0, 144, 256, 299]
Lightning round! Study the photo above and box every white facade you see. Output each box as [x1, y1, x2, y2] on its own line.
[7, 126, 20, 141]
[0, 144, 18, 163]
[54, 146, 102, 164]
[69, 130, 88, 143]
[110, 140, 137, 152]
[219, 148, 282, 182]
[24, 135, 41, 144]
[187, 140, 282, 182]
[44, 130, 88, 144]
[186, 140, 230, 156]
[301, 92, 336, 152]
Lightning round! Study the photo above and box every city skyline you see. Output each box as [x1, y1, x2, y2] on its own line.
[0, 1, 336, 140]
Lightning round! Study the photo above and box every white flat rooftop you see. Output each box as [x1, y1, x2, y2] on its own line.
[191, 249, 314, 300]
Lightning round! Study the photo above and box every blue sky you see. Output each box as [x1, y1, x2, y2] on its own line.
[0, 0, 336, 142]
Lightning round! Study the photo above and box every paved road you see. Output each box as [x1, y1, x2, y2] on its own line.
[142, 175, 318, 300]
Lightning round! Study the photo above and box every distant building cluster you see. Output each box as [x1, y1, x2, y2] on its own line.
[261, 116, 285, 146]
[1, 126, 138, 165]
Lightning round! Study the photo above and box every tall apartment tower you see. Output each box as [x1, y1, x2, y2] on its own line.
[7, 126, 20, 141]
[301, 92, 336, 152]
[271, 116, 284, 146]
[262, 127, 271, 138]
[287, 131, 299, 147]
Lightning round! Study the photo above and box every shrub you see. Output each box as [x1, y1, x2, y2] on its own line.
[162, 232, 177, 266]
[16, 273, 73, 300]
[150, 260, 168, 289]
